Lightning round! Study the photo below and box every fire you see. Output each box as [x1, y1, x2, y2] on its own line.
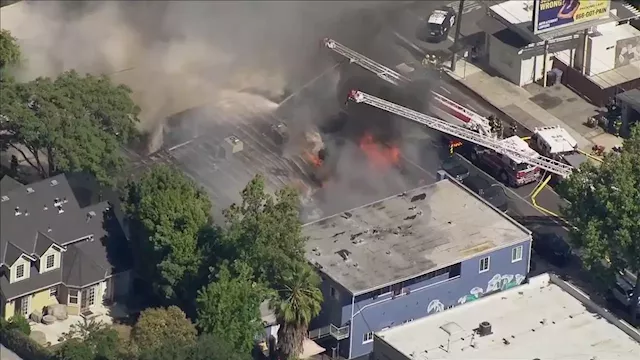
[359, 133, 401, 169]
[305, 151, 323, 168]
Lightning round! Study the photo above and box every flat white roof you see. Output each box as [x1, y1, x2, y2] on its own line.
[490, 1, 534, 25]
[534, 126, 578, 154]
[303, 179, 529, 295]
[377, 274, 640, 360]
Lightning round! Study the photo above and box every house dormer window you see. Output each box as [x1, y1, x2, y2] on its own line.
[15, 264, 25, 279]
[46, 254, 55, 269]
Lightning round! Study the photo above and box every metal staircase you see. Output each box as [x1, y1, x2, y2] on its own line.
[347, 90, 575, 178]
[308, 324, 350, 341]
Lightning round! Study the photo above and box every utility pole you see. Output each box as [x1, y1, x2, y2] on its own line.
[451, 0, 466, 72]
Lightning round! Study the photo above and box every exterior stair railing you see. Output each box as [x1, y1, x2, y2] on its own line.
[308, 324, 350, 341]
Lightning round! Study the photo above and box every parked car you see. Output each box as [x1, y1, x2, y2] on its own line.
[441, 156, 470, 181]
[609, 273, 640, 312]
[531, 231, 572, 267]
[421, 7, 456, 43]
[462, 176, 508, 212]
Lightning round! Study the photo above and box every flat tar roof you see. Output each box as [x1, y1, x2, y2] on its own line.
[377, 274, 640, 360]
[303, 178, 530, 295]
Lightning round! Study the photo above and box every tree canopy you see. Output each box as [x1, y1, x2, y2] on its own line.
[130, 306, 198, 353]
[0, 29, 20, 69]
[196, 262, 269, 354]
[138, 333, 250, 360]
[559, 126, 640, 321]
[0, 70, 140, 184]
[55, 320, 125, 360]
[122, 165, 212, 304]
[219, 174, 307, 286]
[272, 261, 323, 359]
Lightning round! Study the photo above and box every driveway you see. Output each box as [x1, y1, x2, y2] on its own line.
[1, 344, 23, 360]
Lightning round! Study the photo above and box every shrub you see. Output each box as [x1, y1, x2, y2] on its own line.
[8, 314, 31, 335]
[0, 328, 52, 360]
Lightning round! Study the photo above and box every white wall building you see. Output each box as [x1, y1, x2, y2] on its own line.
[481, 0, 640, 87]
[372, 273, 640, 360]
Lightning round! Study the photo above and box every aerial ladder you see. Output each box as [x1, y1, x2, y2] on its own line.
[347, 90, 575, 178]
[322, 38, 494, 137]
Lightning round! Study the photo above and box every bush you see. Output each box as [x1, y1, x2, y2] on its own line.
[8, 314, 31, 335]
[0, 328, 52, 360]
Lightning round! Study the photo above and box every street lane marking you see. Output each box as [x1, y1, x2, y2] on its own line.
[439, 86, 452, 94]
[466, 104, 477, 111]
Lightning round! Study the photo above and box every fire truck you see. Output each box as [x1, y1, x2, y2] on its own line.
[322, 38, 542, 186]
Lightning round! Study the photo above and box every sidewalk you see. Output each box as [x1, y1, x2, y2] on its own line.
[442, 59, 623, 152]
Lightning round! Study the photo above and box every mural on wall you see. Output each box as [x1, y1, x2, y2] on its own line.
[615, 36, 640, 67]
[487, 274, 526, 293]
[457, 287, 485, 305]
[427, 299, 445, 314]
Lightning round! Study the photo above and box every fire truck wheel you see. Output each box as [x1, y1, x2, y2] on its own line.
[499, 171, 509, 185]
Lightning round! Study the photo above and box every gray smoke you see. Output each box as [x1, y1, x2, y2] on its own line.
[3, 1, 403, 152]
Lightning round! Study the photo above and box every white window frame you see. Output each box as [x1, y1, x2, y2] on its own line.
[69, 289, 79, 304]
[512, 245, 523, 263]
[15, 264, 25, 279]
[363, 331, 374, 344]
[49, 286, 58, 297]
[479, 256, 490, 273]
[46, 254, 55, 269]
[20, 295, 30, 316]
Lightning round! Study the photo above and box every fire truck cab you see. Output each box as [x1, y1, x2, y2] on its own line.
[467, 136, 541, 187]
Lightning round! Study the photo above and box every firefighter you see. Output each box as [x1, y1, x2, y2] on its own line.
[509, 121, 518, 137]
[613, 118, 623, 137]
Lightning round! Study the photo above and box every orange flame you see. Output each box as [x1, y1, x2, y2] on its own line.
[359, 133, 400, 169]
[305, 151, 323, 168]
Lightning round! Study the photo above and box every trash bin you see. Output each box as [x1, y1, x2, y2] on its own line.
[551, 68, 563, 85]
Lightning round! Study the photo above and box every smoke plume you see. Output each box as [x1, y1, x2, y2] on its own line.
[2, 0, 403, 152]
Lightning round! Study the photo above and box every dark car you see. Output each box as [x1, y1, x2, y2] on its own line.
[462, 176, 508, 212]
[441, 156, 470, 181]
[421, 7, 456, 43]
[532, 231, 572, 267]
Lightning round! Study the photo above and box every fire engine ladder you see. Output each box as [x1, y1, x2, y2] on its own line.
[322, 38, 493, 137]
[347, 90, 575, 178]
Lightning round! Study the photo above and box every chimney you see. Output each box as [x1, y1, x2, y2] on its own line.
[14, 207, 22, 216]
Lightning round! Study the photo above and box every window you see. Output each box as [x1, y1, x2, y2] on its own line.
[46, 254, 55, 269]
[20, 296, 30, 316]
[363, 331, 374, 344]
[69, 289, 79, 304]
[330, 286, 339, 300]
[15, 264, 25, 279]
[512, 246, 523, 263]
[49, 286, 58, 297]
[479, 256, 490, 273]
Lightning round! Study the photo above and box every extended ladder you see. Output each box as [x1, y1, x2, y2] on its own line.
[322, 38, 492, 136]
[347, 90, 575, 178]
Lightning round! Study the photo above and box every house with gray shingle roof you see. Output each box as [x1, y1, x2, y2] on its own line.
[0, 174, 132, 320]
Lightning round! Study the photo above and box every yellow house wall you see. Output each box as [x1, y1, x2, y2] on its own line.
[3, 287, 59, 320]
[4, 301, 15, 321]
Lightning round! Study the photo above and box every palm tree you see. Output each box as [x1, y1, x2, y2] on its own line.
[272, 262, 323, 360]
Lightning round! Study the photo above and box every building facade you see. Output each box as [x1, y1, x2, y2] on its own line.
[0, 175, 132, 321]
[304, 178, 532, 359]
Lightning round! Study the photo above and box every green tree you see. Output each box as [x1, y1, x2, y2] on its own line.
[138, 333, 250, 360]
[558, 126, 640, 322]
[196, 262, 269, 354]
[272, 262, 323, 360]
[122, 165, 211, 303]
[7, 314, 30, 335]
[54, 339, 94, 360]
[220, 174, 306, 285]
[0, 29, 20, 69]
[131, 306, 197, 353]
[0, 70, 140, 184]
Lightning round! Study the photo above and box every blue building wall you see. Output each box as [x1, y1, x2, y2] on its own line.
[344, 240, 530, 358]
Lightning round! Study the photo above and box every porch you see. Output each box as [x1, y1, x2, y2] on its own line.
[30, 302, 130, 346]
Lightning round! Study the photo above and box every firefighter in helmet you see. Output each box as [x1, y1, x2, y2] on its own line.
[509, 121, 518, 137]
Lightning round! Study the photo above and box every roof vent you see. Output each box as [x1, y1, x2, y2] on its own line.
[1, 195, 9, 202]
[26, 187, 35, 194]
[47, 226, 52, 233]
[50, 179, 58, 186]
[57, 205, 64, 214]
[24, 210, 29, 216]
[14, 207, 21, 216]
[341, 212, 353, 219]
[63, 197, 68, 204]
[410, 193, 427, 202]
[336, 249, 351, 261]
[478, 321, 492, 337]
[43, 204, 48, 210]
